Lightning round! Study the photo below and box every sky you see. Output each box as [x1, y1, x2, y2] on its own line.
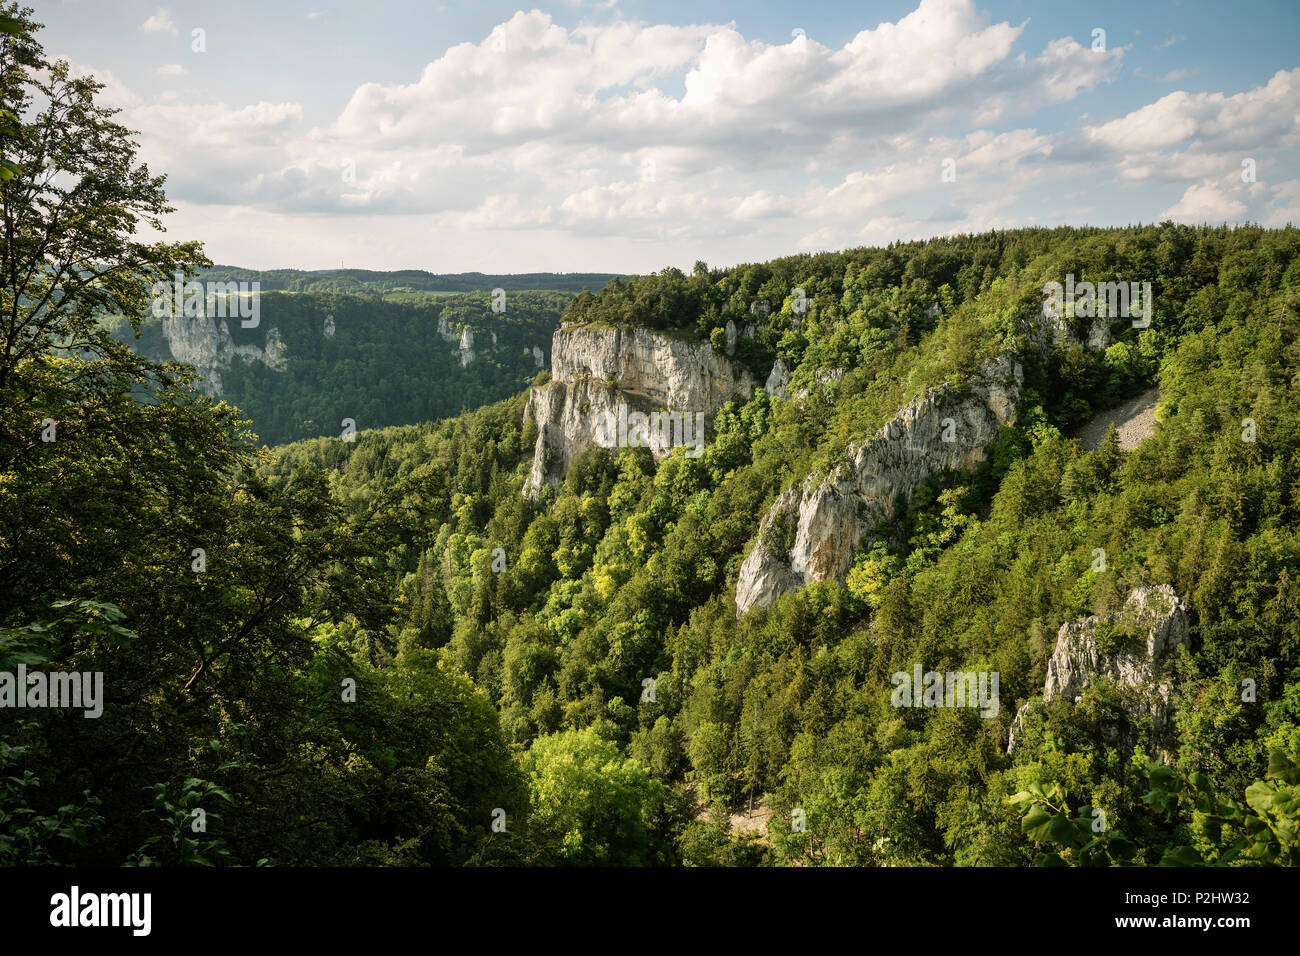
[36, 0, 1300, 274]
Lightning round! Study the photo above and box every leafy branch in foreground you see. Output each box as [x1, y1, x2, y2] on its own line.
[127, 774, 235, 867]
[1009, 748, 1300, 866]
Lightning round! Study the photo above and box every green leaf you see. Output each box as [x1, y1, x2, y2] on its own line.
[1022, 804, 1058, 843]
[1245, 780, 1277, 817]
[1267, 750, 1300, 787]
[1149, 765, 1178, 790]
[1160, 845, 1203, 866]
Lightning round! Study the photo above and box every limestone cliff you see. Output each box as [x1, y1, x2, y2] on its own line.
[522, 325, 757, 498]
[459, 327, 475, 367]
[160, 315, 287, 395]
[735, 352, 1022, 614]
[765, 358, 790, 400]
[1007, 585, 1189, 753]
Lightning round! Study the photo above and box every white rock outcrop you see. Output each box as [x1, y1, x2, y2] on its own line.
[1007, 585, 1189, 753]
[161, 316, 287, 396]
[522, 325, 757, 498]
[1036, 297, 1116, 351]
[735, 353, 1023, 614]
[765, 358, 790, 400]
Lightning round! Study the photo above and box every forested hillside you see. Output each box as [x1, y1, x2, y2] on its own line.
[251, 223, 1298, 865]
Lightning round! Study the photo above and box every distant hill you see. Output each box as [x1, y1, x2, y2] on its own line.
[196, 266, 623, 295]
[111, 287, 571, 446]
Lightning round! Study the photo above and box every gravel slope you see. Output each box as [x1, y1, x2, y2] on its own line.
[1075, 387, 1160, 451]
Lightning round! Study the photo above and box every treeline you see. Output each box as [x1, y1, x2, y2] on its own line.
[196, 265, 621, 295]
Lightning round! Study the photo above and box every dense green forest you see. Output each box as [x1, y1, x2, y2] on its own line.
[108, 288, 568, 446]
[2, 5, 1298, 868]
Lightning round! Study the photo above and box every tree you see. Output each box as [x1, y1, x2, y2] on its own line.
[0, 2, 206, 391]
[0, 5, 430, 867]
[522, 727, 674, 865]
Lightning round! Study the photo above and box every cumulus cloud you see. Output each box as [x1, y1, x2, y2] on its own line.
[93, 0, 1294, 267]
[122, 2, 1122, 224]
[1084, 68, 1300, 176]
[1161, 182, 1248, 222]
[140, 7, 177, 35]
[1264, 179, 1300, 226]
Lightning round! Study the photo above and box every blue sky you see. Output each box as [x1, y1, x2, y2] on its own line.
[38, 0, 1300, 273]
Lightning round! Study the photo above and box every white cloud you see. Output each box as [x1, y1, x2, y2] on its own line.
[1161, 182, 1248, 222]
[1079, 68, 1300, 189]
[96, 0, 1293, 269]
[140, 7, 177, 36]
[156, 63, 187, 76]
[182, 0, 1118, 229]
[1265, 179, 1300, 226]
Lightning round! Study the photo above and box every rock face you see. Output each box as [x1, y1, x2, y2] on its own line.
[735, 352, 1023, 614]
[1050, 314, 1114, 350]
[765, 358, 790, 400]
[522, 325, 757, 498]
[1036, 298, 1116, 351]
[160, 316, 287, 395]
[792, 366, 848, 401]
[1007, 585, 1189, 753]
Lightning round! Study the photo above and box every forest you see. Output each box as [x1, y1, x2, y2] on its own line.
[249, 222, 1300, 866]
[2, 4, 1298, 868]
